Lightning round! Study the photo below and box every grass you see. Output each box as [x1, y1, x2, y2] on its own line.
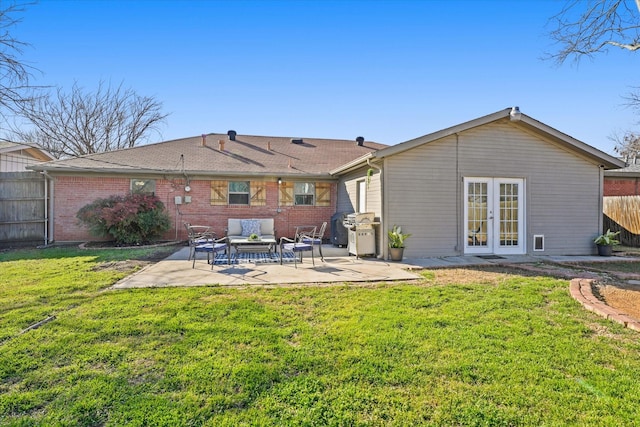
[1, 248, 640, 425]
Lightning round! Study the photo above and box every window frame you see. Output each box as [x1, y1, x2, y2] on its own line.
[130, 179, 156, 195]
[228, 181, 250, 205]
[294, 182, 315, 206]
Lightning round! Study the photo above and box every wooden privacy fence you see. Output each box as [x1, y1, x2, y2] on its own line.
[603, 196, 640, 247]
[0, 172, 48, 247]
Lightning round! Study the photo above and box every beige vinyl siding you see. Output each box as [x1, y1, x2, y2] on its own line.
[337, 166, 382, 215]
[384, 135, 459, 257]
[383, 121, 602, 257]
[459, 123, 600, 255]
[338, 165, 384, 255]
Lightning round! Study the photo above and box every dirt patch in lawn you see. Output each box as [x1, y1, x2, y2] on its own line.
[593, 281, 640, 320]
[514, 259, 640, 322]
[451, 262, 640, 323]
[91, 260, 153, 272]
[89, 243, 185, 272]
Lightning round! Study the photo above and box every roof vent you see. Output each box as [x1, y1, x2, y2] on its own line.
[509, 106, 521, 122]
[227, 130, 237, 141]
[356, 136, 365, 146]
[290, 138, 303, 144]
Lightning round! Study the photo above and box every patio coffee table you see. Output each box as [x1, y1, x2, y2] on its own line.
[228, 237, 277, 258]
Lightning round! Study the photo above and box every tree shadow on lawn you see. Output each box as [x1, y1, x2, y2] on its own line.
[0, 242, 185, 265]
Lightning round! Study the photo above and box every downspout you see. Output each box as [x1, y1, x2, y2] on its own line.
[41, 171, 54, 246]
[455, 133, 460, 254]
[367, 158, 384, 259]
[598, 165, 605, 235]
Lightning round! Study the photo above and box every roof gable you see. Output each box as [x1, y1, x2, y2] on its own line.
[332, 108, 623, 173]
[0, 141, 54, 162]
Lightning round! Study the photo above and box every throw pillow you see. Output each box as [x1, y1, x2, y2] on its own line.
[241, 219, 261, 237]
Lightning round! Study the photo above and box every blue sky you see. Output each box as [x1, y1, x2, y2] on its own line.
[13, 0, 639, 154]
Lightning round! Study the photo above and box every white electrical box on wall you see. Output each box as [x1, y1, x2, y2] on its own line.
[184, 195, 192, 204]
[174, 196, 182, 205]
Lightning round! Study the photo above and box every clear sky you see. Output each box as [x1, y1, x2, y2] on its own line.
[12, 0, 639, 155]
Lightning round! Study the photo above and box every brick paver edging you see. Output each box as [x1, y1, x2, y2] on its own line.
[570, 278, 640, 332]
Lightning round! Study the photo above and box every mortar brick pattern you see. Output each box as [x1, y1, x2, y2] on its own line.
[604, 178, 640, 196]
[53, 176, 338, 242]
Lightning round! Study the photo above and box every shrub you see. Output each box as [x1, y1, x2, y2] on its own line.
[77, 193, 171, 245]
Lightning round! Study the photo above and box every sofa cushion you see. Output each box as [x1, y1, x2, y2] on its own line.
[241, 219, 262, 237]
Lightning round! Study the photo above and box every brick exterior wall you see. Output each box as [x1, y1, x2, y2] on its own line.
[52, 175, 337, 243]
[604, 177, 640, 196]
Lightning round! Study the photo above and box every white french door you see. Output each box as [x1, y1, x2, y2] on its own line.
[464, 177, 525, 255]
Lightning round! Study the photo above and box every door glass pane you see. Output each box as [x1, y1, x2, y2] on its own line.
[499, 183, 518, 246]
[467, 182, 487, 247]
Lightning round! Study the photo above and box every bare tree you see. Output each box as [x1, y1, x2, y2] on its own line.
[14, 81, 169, 158]
[546, 0, 640, 65]
[0, 2, 38, 124]
[612, 131, 640, 162]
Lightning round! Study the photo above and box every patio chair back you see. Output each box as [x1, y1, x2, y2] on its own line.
[185, 223, 215, 261]
[300, 221, 327, 261]
[280, 226, 316, 268]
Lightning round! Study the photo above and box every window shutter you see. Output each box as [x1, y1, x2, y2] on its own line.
[210, 180, 228, 205]
[250, 181, 266, 206]
[279, 182, 294, 206]
[315, 182, 331, 206]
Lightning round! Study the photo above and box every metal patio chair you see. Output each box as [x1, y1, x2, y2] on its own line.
[185, 222, 215, 261]
[300, 221, 327, 261]
[192, 236, 229, 268]
[279, 226, 316, 268]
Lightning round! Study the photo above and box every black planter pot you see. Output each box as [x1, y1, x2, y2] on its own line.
[597, 244, 613, 257]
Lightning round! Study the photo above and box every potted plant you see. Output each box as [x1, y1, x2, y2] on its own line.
[594, 229, 620, 256]
[388, 225, 411, 261]
[248, 233, 260, 241]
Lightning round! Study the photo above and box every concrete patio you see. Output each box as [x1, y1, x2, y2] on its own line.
[110, 244, 634, 289]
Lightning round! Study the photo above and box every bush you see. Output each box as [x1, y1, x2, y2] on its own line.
[77, 193, 171, 245]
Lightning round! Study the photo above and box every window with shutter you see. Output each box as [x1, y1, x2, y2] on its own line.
[250, 181, 266, 206]
[210, 180, 228, 205]
[294, 182, 315, 205]
[229, 181, 250, 205]
[315, 182, 331, 206]
[279, 182, 294, 206]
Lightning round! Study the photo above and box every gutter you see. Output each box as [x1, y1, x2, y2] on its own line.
[330, 152, 375, 175]
[30, 167, 336, 181]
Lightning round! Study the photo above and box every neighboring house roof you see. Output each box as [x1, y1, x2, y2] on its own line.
[29, 133, 388, 179]
[331, 108, 624, 174]
[604, 161, 640, 178]
[0, 141, 54, 162]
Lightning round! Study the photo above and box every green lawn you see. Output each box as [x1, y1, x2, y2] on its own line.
[1, 247, 640, 426]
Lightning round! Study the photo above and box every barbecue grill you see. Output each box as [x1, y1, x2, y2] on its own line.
[343, 212, 377, 257]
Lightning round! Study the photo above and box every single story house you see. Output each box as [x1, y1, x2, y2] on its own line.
[29, 131, 387, 244]
[0, 141, 54, 172]
[30, 107, 623, 258]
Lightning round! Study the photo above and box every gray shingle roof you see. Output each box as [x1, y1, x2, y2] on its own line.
[30, 133, 387, 178]
[605, 161, 640, 177]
